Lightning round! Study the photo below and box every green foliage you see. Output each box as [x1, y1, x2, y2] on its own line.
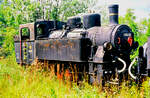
[140, 18, 150, 37]
[0, 27, 17, 57]
[0, 57, 150, 97]
[58, 0, 88, 20]
[3, 27, 16, 51]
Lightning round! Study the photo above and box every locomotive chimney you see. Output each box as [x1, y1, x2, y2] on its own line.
[109, 4, 119, 24]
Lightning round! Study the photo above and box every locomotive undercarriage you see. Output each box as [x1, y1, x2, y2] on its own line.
[35, 52, 130, 86]
[38, 60, 89, 82]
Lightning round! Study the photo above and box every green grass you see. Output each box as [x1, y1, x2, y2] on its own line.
[0, 57, 150, 98]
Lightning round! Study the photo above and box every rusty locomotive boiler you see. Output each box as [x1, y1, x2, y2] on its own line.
[14, 5, 139, 85]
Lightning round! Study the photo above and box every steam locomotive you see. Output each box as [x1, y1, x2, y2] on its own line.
[14, 4, 139, 85]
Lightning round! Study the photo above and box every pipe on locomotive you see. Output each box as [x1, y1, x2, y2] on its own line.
[117, 58, 127, 73]
[128, 57, 137, 79]
[109, 4, 119, 24]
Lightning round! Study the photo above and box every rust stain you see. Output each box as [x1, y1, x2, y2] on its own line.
[53, 40, 59, 45]
[43, 43, 50, 47]
[39, 41, 43, 46]
[57, 42, 62, 47]
[50, 45, 55, 49]
[67, 41, 74, 49]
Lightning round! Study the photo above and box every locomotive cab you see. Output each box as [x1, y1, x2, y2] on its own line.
[14, 20, 66, 64]
[14, 23, 35, 64]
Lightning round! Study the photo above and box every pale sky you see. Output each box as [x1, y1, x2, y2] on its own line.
[96, 0, 150, 20]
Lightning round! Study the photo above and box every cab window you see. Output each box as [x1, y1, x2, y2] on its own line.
[36, 24, 46, 37]
[21, 28, 30, 40]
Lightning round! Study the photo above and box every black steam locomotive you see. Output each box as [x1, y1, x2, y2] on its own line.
[14, 5, 139, 85]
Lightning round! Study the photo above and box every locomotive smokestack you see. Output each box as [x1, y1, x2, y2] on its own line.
[109, 4, 119, 24]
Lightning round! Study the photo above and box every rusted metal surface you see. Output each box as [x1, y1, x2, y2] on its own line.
[14, 42, 21, 63]
[15, 41, 34, 64]
[35, 38, 91, 62]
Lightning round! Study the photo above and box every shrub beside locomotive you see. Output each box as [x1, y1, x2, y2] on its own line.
[14, 4, 138, 85]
